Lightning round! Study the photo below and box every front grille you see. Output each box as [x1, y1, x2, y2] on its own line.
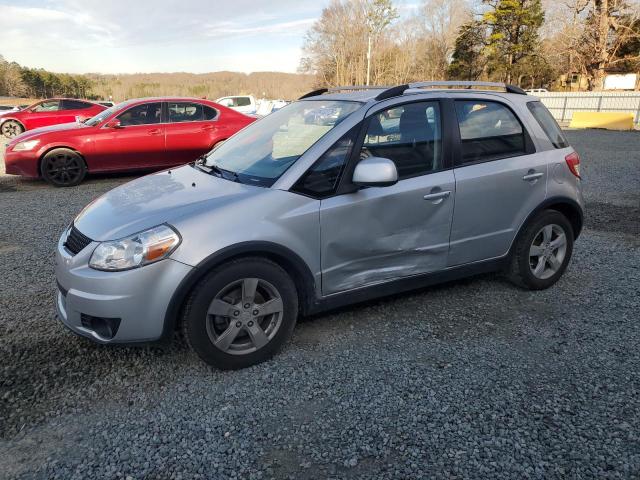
[64, 225, 93, 255]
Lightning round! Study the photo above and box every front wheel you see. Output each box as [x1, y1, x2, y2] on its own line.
[507, 210, 574, 290]
[41, 148, 87, 187]
[181, 257, 298, 369]
[1, 120, 24, 138]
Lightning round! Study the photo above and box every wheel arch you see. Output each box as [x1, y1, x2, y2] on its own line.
[38, 146, 88, 177]
[161, 241, 317, 341]
[0, 117, 26, 134]
[509, 196, 584, 257]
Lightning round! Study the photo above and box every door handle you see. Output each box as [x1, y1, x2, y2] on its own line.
[148, 129, 162, 135]
[423, 190, 451, 203]
[522, 172, 544, 181]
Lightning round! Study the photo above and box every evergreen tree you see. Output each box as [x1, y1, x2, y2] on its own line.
[482, 0, 544, 84]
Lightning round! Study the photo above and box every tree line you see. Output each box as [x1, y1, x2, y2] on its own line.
[0, 55, 316, 102]
[300, 0, 640, 90]
[0, 56, 93, 99]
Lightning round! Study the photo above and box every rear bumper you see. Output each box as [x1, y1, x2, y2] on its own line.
[4, 149, 39, 177]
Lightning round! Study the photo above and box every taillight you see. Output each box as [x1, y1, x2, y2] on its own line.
[565, 151, 581, 178]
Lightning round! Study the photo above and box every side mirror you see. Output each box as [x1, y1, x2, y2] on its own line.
[352, 157, 398, 187]
[105, 119, 122, 129]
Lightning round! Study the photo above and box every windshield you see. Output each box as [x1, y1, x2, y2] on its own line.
[84, 102, 130, 126]
[204, 100, 361, 186]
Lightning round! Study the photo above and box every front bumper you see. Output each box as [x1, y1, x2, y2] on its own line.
[4, 149, 39, 177]
[55, 232, 193, 343]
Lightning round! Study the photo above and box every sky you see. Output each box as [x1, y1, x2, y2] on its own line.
[0, 0, 421, 75]
[0, 0, 332, 74]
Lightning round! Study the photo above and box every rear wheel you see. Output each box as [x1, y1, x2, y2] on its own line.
[508, 210, 574, 290]
[41, 148, 87, 187]
[1, 120, 24, 138]
[181, 257, 298, 369]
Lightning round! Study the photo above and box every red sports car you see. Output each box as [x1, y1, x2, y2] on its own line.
[1, 98, 106, 138]
[4, 97, 256, 187]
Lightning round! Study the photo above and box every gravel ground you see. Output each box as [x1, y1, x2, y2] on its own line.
[0, 130, 639, 479]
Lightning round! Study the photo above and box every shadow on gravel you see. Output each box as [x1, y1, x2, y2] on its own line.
[585, 201, 640, 236]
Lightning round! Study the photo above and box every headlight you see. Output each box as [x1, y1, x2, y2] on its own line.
[13, 139, 40, 151]
[89, 224, 181, 271]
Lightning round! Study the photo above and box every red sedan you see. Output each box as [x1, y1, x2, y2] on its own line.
[4, 97, 255, 187]
[0, 98, 106, 138]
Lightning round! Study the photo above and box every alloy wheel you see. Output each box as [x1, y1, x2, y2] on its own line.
[44, 152, 84, 185]
[529, 224, 567, 279]
[1, 120, 23, 138]
[206, 278, 284, 355]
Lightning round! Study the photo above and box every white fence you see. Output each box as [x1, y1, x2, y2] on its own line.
[536, 91, 640, 125]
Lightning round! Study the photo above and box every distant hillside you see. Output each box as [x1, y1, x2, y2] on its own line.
[87, 71, 317, 102]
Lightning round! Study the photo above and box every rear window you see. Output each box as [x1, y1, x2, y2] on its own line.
[454, 100, 527, 164]
[527, 101, 569, 148]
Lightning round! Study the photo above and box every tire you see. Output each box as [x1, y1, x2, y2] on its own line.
[40, 148, 87, 187]
[507, 209, 574, 290]
[1, 120, 24, 138]
[181, 257, 298, 370]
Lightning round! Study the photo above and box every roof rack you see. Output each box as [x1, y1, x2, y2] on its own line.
[408, 81, 527, 95]
[298, 88, 328, 99]
[298, 81, 527, 101]
[298, 85, 389, 100]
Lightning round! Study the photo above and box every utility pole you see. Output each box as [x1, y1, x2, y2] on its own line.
[366, 33, 372, 86]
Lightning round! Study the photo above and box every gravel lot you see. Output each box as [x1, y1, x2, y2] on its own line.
[1, 130, 639, 479]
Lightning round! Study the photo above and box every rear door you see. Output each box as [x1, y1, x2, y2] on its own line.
[91, 102, 166, 171]
[164, 102, 220, 165]
[315, 99, 456, 295]
[448, 97, 547, 265]
[60, 99, 99, 123]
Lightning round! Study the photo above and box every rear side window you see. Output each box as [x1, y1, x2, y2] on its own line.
[168, 102, 204, 122]
[527, 101, 569, 148]
[292, 127, 357, 198]
[235, 97, 251, 107]
[454, 100, 526, 164]
[62, 99, 91, 110]
[203, 106, 218, 120]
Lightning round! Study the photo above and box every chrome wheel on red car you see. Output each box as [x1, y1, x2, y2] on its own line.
[41, 148, 87, 187]
[1, 120, 24, 138]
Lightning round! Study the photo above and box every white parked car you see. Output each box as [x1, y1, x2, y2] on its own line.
[525, 88, 549, 94]
[215, 95, 257, 115]
[0, 105, 21, 117]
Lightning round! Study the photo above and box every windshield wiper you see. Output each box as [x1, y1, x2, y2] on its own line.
[192, 156, 239, 182]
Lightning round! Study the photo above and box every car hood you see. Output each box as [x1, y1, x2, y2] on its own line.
[73, 165, 268, 241]
[9, 121, 90, 144]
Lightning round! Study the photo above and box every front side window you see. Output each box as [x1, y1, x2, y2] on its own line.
[361, 101, 442, 179]
[32, 101, 60, 112]
[204, 100, 361, 186]
[85, 102, 130, 126]
[293, 127, 357, 198]
[117, 102, 162, 126]
[527, 101, 569, 148]
[455, 100, 526, 164]
[168, 102, 204, 123]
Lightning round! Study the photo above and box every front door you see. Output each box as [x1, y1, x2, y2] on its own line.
[319, 100, 455, 295]
[26, 100, 65, 128]
[92, 102, 166, 171]
[448, 99, 548, 265]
